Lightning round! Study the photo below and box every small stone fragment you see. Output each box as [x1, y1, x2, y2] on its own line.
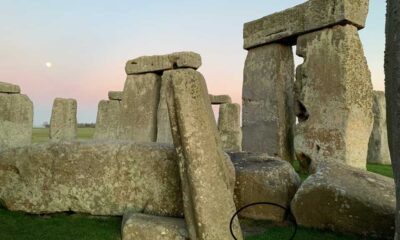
[209, 94, 232, 104]
[0, 82, 21, 94]
[108, 91, 123, 101]
[49, 98, 77, 141]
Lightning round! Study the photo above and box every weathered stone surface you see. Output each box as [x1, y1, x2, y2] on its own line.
[209, 94, 232, 104]
[368, 91, 391, 165]
[294, 25, 373, 171]
[0, 141, 183, 216]
[126, 52, 201, 75]
[243, 0, 369, 49]
[0, 93, 33, 150]
[122, 213, 188, 240]
[93, 100, 121, 140]
[165, 69, 243, 239]
[0, 82, 20, 94]
[242, 43, 295, 162]
[108, 91, 123, 101]
[229, 152, 300, 222]
[119, 73, 160, 142]
[49, 98, 77, 141]
[291, 161, 395, 239]
[157, 76, 173, 144]
[218, 103, 242, 152]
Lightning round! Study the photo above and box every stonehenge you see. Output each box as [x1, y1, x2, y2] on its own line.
[49, 98, 78, 141]
[93, 99, 121, 140]
[218, 103, 242, 152]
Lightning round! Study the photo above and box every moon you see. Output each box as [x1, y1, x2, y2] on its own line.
[45, 62, 52, 68]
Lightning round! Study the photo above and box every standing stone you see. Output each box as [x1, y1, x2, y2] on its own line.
[0, 82, 21, 94]
[108, 91, 123, 101]
[0, 92, 33, 150]
[119, 73, 160, 142]
[93, 100, 121, 140]
[209, 94, 232, 104]
[242, 43, 295, 162]
[165, 69, 243, 240]
[49, 98, 77, 141]
[157, 76, 173, 144]
[218, 103, 242, 152]
[367, 91, 391, 165]
[294, 25, 373, 171]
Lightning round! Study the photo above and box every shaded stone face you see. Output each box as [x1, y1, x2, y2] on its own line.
[368, 91, 391, 165]
[0, 82, 20, 94]
[49, 98, 77, 141]
[156, 75, 173, 144]
[218, 103, 242, 152]
[108, 91, 123, 101]
[294, 25, 373, 170]
[93, 100, 121, 140]
[242, 43, 295, 162]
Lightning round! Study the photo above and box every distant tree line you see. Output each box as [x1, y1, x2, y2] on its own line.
[42, 122, 95, 128]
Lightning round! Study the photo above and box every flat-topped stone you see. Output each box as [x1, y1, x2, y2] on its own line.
[108, 91, 123, 101]
[49, 98, 78, 141]
[244, 0, 369, 49]
[0, 82, 20, 94]
[125, 52, 201, 75]
[209, 94, 232, 104]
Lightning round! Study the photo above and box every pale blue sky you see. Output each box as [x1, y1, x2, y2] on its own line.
[0, 0, 386, 126]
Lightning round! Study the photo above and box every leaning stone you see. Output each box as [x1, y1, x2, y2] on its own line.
[0, 141, 183, 216]
[229, 152, 300, 222]
[294, 25, 373, 171]
[0, 93, 33, 150]
[244, 0, 369, 49]
[367, 91, 391, 165]
[156, 76, 173, 144]
[0, 82, 20, 94]
[93, 100, 121, 140]
[49, 98, 78, 141]
[209, 94, 232, 104]
[242, 43, 295, 162]
[119, 73, 160, 142]
[122, 213, 188, 240]
[108, 91, 123, 101]
[164, 69, 243, 239]
[218, 103, 242, 152]
[125, 52, 201, 75]
[291, 161, 395, 239]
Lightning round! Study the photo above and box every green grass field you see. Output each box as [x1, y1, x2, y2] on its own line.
[0, 128, 392, 240]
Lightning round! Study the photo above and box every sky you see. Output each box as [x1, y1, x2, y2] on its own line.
[0, 0, 386, 126]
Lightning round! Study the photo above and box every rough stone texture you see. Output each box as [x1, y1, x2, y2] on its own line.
[229, 152, 300, 222]
[165, 69, 243, 240]
[243, 0, 369, 49]
[0, 93, 33, 150]
[291, 161, 395, 239]
[218, 103, 242, 152]
[93, 100, 121, 140]
[242, 43, 295, 162]
[209, 94, 232, 104]
[157, 76, 173, 144]
[294, 25, 373, 171]
[126, 52, 201, 75]
[49, 98, 77, 141]
[122, 213, 188, 240]
[0, 82, 20, 94]
[108, 91, 123, 101]
[367, 91, 391, 165]
[119, 73, 160, 142]
[0, 141, 183, 216]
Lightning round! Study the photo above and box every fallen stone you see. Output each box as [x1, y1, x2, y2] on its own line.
[108, 91, 123, 101]
[156, 75, 173, 144]
[209, 94, 232, 104]
[244, 0, 369, 49]
[218, 103, 242, 152]
[368, 91, 391, 165]
[93, 100, 121, 140]
[294, 25, 373, 171]
[165, 69, 243, 239]
[119, 73, 160, 142]
[229, 152, 300, 222]
[0, 82, 20, 94]
[125, 52, 201, 75]
[49, 98, 78, 141]
[0, 141, 183, 216]
[242, 43, 295, 162]
[122, 213, 188, 240]
[291, 161, 395, 239]
[0, 93, 33, 150]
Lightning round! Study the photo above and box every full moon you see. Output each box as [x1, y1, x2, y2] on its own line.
[45, 62, 52, 68]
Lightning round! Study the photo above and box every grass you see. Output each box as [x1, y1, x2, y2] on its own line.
[32, 128, 95, 143]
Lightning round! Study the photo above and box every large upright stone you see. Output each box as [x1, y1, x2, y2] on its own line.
[0, 82, 20, 94]
[243, 0, 369, 49]
[0, 93, 33, 150]
[93, 100, 121, 140]
[49, 98, 77, 141]
[119, 73, 160, 142]
[368, 91, 391, 165]
[164, 69, 243, 240]
[294, 25, 373, 170]
[242, 43, 295, 161]
[218, 103, 242, 152]
[156, 76, 173, 144]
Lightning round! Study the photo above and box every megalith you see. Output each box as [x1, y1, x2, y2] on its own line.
[108, 91, 123, 101]
[93, 100, 121, 140]
[49, 98, 78, 141]
[218, 103, 242, 152]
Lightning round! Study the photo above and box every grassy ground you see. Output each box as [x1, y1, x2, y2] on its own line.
[32, 128, 95, 143]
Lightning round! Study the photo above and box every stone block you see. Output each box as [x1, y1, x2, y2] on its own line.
[49, 98, 77, 141]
